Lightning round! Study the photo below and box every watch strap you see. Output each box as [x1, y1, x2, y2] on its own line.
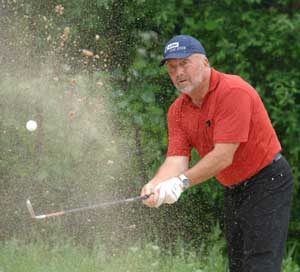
[178, 174, 191, 190]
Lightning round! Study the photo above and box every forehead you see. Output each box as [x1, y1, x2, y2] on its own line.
[166, 56, 192, 66]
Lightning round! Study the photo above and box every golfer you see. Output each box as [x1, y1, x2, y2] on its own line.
[141, 35, 294, 272]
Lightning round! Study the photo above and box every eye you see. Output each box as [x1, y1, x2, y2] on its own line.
[167, 63, 176, 72]
[181, 60, 189, 67]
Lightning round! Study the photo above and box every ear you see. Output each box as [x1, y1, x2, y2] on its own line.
[202, 56, 209, 67]
[196, 54, 209, 67]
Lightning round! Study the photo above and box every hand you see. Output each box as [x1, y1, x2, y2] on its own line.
[154, 177, 185, 208]
[140, 182, 158, 208]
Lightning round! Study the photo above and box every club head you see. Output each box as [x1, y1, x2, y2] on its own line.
[26, 199, 36, 218]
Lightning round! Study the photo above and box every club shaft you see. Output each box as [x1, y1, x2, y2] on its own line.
[30, 194, 150, 219]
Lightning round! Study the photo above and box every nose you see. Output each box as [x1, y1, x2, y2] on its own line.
[175, 66, 185, 79]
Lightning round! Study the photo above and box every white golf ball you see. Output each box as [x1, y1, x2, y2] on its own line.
[26, 120, 37, 131]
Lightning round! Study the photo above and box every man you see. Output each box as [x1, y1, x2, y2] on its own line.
[141, 35, 294, 272]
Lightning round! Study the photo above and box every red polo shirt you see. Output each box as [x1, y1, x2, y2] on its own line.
[167, 68, 281, 186]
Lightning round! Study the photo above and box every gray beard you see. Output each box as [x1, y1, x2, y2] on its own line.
[176, 84, 194, 94]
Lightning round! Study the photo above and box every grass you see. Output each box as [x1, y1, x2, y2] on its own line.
[0, 236, 299, 272]
[0, 239, 221, 272]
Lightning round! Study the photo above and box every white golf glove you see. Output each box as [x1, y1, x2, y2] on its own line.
[154, 175, 190, 208]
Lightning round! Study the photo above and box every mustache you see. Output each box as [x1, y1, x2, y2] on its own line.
[176, 76, 186, 81]
[175, 77, 188, 85]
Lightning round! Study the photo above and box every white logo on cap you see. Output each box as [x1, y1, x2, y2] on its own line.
[165, 42, 179, 52]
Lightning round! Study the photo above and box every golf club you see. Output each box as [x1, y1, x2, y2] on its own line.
[26, 193, 153, 220]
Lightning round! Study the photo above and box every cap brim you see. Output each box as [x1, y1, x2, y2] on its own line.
[159, 52, 193, 67]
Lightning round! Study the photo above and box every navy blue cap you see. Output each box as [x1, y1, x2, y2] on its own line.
[159, 35, 206, 67]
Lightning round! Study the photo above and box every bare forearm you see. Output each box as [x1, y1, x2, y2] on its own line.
[142, 144, 239, 208]
[184, 144, 238, 186]
[151, 156, 189, 185]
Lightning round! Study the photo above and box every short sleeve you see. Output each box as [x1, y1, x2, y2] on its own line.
[213, 88, 253, 143]
[167, 101, 192, 157]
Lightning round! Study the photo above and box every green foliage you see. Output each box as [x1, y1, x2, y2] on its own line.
[0, 71, 145, 246]
[284, 242, 300, 272]
[1, 0, 300, 264]
[112, 0, 300, 246]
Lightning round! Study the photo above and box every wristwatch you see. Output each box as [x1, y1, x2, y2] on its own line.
[178, 174, 191, 190]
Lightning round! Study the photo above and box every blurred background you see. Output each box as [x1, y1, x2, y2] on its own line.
[0, 0, 299, 271]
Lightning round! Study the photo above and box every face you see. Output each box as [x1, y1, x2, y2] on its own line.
[166, 54, 209, 95]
